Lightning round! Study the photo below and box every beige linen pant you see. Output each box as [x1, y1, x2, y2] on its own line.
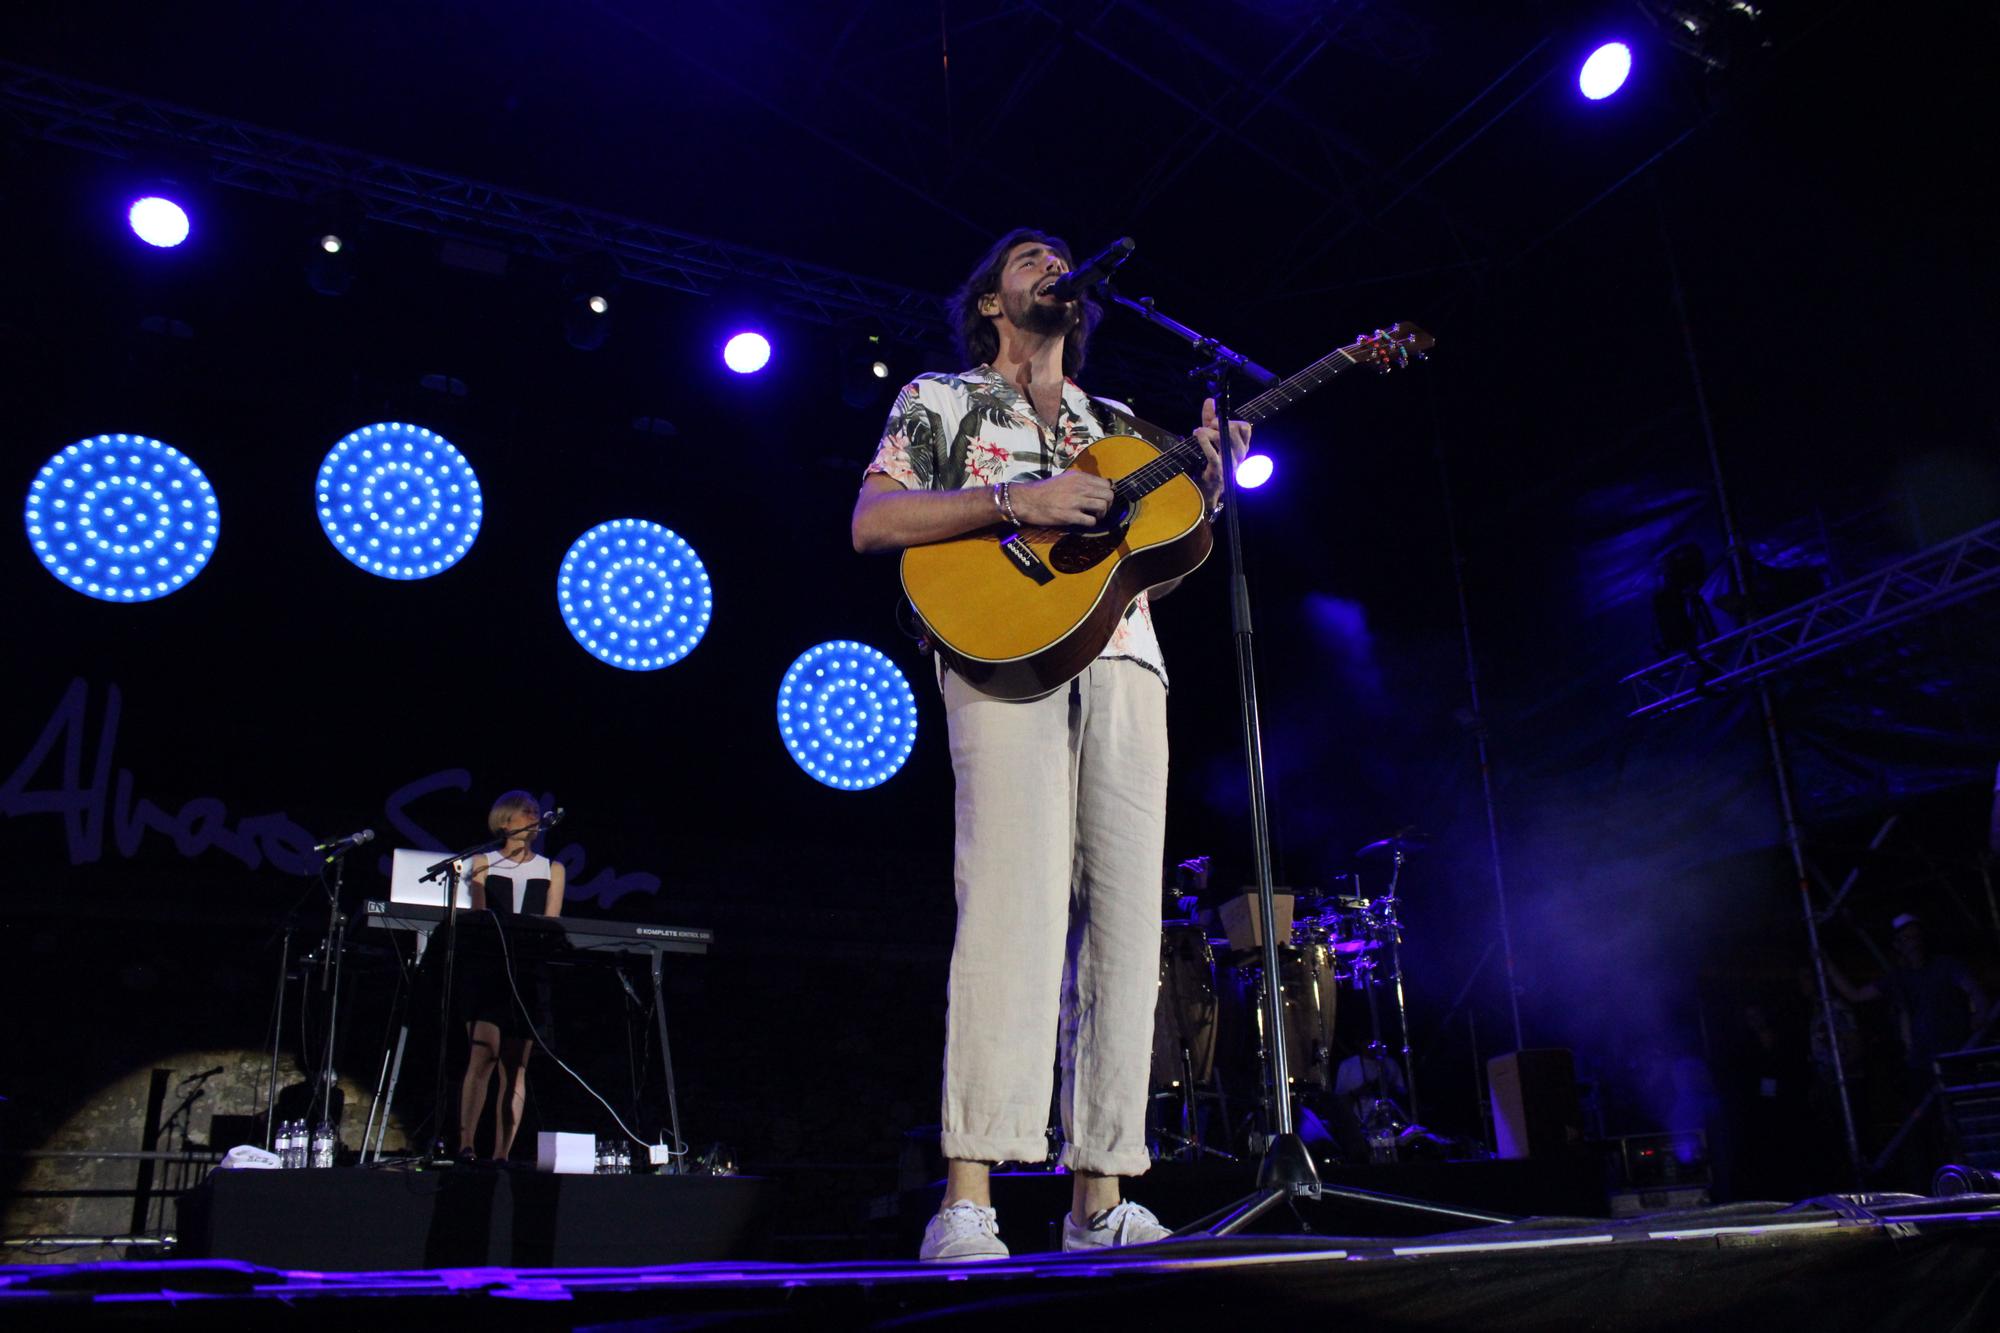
[938, 657, 1168, 1177]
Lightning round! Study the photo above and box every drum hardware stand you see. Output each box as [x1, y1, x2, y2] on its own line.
[1108, 284, 1507, 1235]
[1376, 843, 1419, 1121]
[1155, 872, 1230, 1164]
[1152, 1055, 1236, 1164]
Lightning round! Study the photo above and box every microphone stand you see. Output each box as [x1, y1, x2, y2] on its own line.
[1104, 285, 1509, 1235]
[420, 832, 510, 1160]
[311, 845, 354, 1131]
[262, 856, 350, 1150]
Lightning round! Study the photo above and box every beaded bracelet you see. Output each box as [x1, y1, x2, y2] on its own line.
[997, 481, 1022, 526]
[991, 481, 1010, 523]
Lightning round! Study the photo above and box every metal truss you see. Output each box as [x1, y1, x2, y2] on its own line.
[1622, 518, 2000, 719]
[0, 59, 1206, 403]
[0, 60, 953, 340]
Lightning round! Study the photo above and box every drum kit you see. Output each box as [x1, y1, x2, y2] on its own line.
[1149, 834, 1428, 1161]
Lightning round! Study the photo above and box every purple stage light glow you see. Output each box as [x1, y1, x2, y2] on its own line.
[1235, 453, 1274, 489]
[1579, 42, 1632, 100]
[722, 332, 771, 374]
[127, 196, 190, 248]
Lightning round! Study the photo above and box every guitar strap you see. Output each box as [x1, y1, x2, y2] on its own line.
[1081, 394, 1122, 439]
[1087, 394, 1185, 455]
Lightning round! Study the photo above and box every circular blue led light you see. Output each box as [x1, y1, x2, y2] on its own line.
[557, 518, 713, 670]
[315, 422, 483, 580]
[24, 433, 220, 602]
[776, 640, 919, 790]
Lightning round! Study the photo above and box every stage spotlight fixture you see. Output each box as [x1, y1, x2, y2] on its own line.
[723, 331, 772, 374]
[315, 422, 483, 580]
[776, 640, 919, 790]
[841, 335, 895, 408]
[562, 296, 612, 351]
[557, 518, 713, 671]
[127, 195, 190, 248]
[560, 254, 620, 352]
[1235, 454, 1275, 489]
[25, 433, 219, 602]
[1579, 41, 1633, 99]
[305, 191, 366, 296]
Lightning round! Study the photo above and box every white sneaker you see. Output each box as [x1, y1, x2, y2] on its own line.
[919, 1200, 1010, 1262]
[1061, 1200, 1172, 1251]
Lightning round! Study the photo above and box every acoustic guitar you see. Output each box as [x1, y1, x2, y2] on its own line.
[902, 323, 1434, 699]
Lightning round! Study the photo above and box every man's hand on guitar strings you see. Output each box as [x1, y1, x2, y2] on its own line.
[1012, 469, 1116, 528]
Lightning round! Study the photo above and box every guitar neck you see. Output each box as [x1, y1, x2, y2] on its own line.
[1113, 337, 1371, 500]
[1234, 341, 1365, 423]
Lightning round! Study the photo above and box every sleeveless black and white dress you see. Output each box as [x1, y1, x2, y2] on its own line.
[463, 852, 556, 1036]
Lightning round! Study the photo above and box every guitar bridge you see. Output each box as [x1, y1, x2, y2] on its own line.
[1000, 532, 1055, 585]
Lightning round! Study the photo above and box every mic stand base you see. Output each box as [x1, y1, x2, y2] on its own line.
[1178, 1130, 1516, 1238]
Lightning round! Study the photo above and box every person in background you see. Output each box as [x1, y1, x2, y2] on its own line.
[1829, 914, 1990, 1077]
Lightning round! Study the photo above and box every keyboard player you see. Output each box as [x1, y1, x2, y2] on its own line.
[457, 790, 567, 1163]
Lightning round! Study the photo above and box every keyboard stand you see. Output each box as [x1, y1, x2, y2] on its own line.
[649, 947, 686, 1172]
[357, 910, 698, 1167]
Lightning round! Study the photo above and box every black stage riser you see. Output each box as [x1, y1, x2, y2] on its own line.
[176, 1170, 776, 1268]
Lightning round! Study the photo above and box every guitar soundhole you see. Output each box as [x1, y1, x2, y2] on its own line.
[1048, 502, 1132, 574]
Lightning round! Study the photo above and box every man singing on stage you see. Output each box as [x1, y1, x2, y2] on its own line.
[851, 228, 1247, 1259]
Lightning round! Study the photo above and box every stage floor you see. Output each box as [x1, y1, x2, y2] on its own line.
[5, 1193, 1999, 1329]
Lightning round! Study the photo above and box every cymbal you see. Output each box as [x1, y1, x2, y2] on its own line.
[1354, 830, 1429, 859]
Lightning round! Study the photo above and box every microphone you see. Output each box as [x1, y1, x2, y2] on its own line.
[537, 808, 566, 832]
[1044, 237, 1135, 302]
[181, 1066, 225, 1083]
[314, 828, 376, 856]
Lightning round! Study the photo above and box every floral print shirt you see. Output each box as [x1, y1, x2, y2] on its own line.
[865, 364, 1167, 685]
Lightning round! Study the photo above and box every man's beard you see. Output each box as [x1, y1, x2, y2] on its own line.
[1014, 295, 1079, 339]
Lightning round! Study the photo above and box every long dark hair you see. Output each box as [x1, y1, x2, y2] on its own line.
[947, 227, 1102, 378]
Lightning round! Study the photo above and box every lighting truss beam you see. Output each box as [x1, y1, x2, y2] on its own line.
[0, 59, 1216, 400]
[0, 59, 1202, 402]
[0, 60, 951, 339]
[1622, 518, 2000, 719]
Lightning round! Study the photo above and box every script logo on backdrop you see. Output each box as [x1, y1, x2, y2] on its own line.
[0, 679, 661, 906]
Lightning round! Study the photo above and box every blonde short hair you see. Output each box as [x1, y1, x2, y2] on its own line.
[487, 790, 540, 834]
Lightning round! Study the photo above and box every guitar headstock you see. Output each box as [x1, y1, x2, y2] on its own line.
[1352, 322, 1435, 373]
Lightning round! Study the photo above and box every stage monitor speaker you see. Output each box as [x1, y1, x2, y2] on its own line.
[1488, 1048, 1583, 1160]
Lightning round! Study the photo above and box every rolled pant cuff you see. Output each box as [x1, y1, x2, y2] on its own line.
[1060, 1142, 1152, 1177]
[940, 1132, 1053, 1166]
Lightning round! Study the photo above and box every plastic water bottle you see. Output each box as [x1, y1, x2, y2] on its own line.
[1364, 1099, 1400, 1165]
[310, 1121, 336, 1169]
[278, 1119, 298, 1168]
